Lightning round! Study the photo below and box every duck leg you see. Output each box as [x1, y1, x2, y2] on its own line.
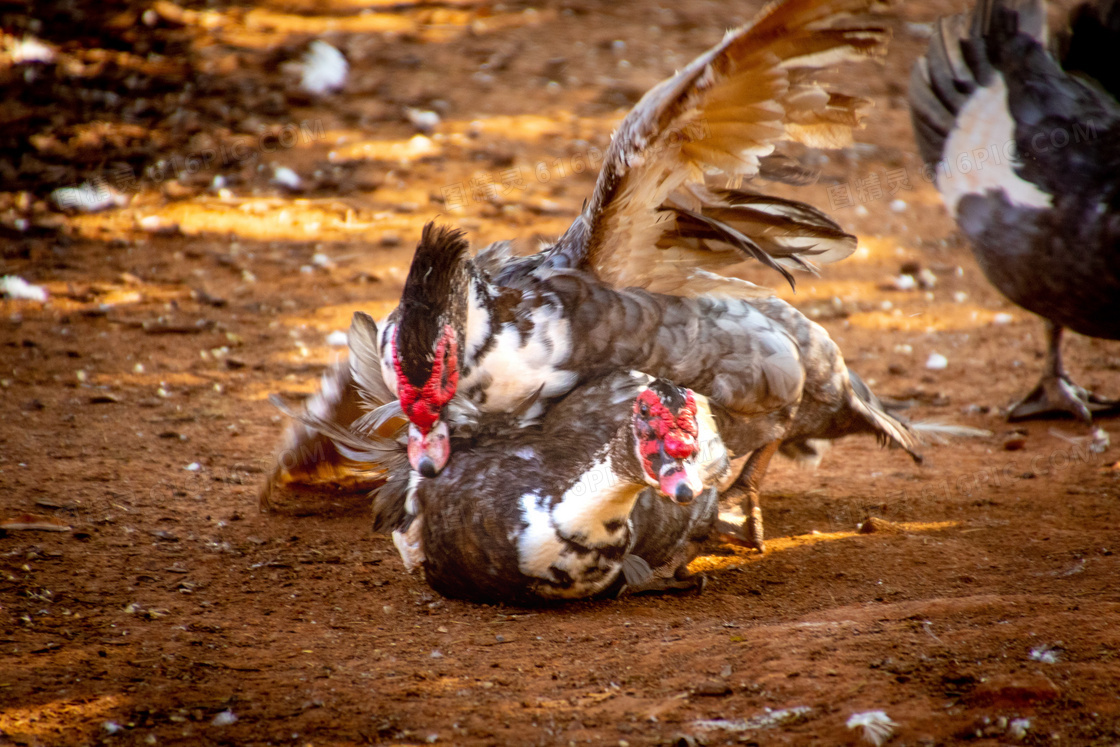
[717, 439, 781, 553]
[618, 555, 707, 596]
[1009, 322, 1120, 423]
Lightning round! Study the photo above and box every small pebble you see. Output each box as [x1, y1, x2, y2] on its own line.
[326, 330, 348, 347]
[1029, 645, 1060, 664]
[1008, 718, 1031, 740]
[138, 215, 170, 232]
[993, 312, 1013, 324]
[211, 710, 238, 727]
[271, 166, 302, 191]
[889, 199, 907, 212]
[926, 353, 948, 370]
[405, 108, 441, 133]
[185, 462, 201, 472]
[895, 274, 916, 291]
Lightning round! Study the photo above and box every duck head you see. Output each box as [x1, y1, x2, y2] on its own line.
[392, 223, 471, 477]
[632, 379, 704, 504]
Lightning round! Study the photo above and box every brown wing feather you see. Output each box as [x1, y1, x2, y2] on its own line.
[546, 0, 888, 292]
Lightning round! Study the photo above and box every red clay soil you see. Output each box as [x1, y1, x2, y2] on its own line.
[1, 0, 1119, 745]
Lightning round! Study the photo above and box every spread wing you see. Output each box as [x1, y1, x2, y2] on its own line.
[539, 0, 889, 293]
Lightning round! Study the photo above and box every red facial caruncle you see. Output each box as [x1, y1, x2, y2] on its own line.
[635, 388, 698, 455]
[393, 325, 459, 435]
[634, 387, 701, 503]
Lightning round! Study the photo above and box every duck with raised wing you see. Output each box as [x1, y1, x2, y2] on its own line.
[910, 0, 1120, 422]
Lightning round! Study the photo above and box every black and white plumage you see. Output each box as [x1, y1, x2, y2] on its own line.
[910, 0, 1120, 422]
[289, 312, 733, 605]
[401, 374, 727, 605]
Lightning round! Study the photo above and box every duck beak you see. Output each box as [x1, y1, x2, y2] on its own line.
[659, 458, 703, 505]
[408, 420, 449, 477]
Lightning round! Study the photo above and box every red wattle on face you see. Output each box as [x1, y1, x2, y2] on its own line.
[635, 387, 703, 498]
[393, 325, 460, 435]
[663, 431, 696, 459]
[634, 388, 700, 457]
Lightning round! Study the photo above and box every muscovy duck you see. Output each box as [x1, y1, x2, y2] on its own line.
[910, 0, 1120, 422]
[287, 312, 735, 604]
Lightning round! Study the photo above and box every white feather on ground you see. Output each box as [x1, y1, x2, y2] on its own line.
[846, 710, 897, 746]
[6, 35, 55, 64]
[1, 275, 48, 302]
[299, 41, 348, 95]
[50, 180, 129, 213]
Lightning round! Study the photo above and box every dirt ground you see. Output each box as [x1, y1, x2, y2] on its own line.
[2, 0, 1120, 744]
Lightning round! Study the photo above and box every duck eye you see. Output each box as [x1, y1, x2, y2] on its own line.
[639, 402, 650, 417]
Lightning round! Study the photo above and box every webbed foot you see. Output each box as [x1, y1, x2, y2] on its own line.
[617, 556, 707, 596]
[1009, 374, 1120, 423]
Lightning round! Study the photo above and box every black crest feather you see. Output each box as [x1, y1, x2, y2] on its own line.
[396, 223, 472, 386]
[647, 378, 688, 412]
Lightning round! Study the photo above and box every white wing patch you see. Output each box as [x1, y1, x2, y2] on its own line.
[514, 457, 645, 599]
[464, 282, 494, 362]
[516, 491, 565, 578]
[552, 455, 642, 546]
[939, 74, 1052, 211]
[466, 303, 578, 411]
